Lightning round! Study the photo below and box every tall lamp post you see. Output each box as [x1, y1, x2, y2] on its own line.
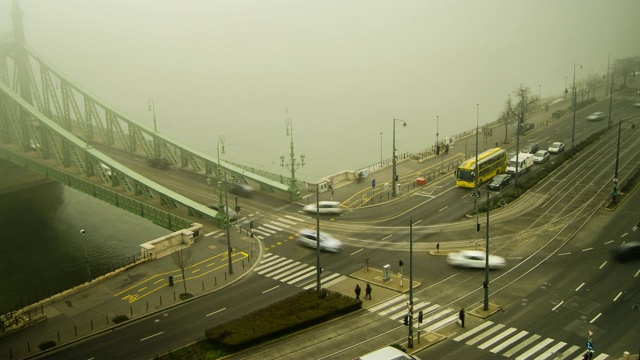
[571, 62, 582, 150]
[380, 132, 383, 167]
[392, 118, 407, 197]
[479, 190, 506, 311]
[216, 136, 233, 274]
[147, 97, 160, 159]
[280, 118, 305, 201]
[80, 229, 91, 281]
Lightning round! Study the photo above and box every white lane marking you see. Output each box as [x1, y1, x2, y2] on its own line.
[206, 308, 226, 317]
[439, 206, 448, 212]
[582, 247, 593, 252]
[589, 313, 602, 323]
[351, 248, 364, 255]
[262, 285, 280, 293]
[552, 300, 564, 312]
[575, 283, 585, 291]
[284, 214, 306, 222]
[140, 332, 164, 341]
[558, 252, 571, 256]
[613, 292, 622, 302]
[599, 261, 607, 269]
[490, 330, 528, 353]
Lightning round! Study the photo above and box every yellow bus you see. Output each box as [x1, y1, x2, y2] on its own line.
[455, 148, 508, 188]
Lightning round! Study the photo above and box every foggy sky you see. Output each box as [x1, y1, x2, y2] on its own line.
[2, 0, 639, 179]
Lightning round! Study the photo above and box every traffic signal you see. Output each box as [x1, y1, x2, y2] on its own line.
[399, 259, 404, 267]
[477, 223, 481, 232]
[403, 315, 409, 326]
[418, 310, 423, 323]
[235, 205, 241, 212]
[436, 145, 440, 155]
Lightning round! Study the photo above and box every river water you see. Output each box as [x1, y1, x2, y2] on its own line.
[0, 165, 170, 313]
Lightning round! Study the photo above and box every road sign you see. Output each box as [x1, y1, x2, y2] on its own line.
[372, 179, 376, 188]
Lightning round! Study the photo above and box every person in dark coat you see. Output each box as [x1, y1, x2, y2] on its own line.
[354, 284, 361, 300]
[459, 308, 465, 328]
[365, 283, 372, 300]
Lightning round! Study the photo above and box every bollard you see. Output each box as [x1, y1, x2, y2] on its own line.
[242, 260, 245, 269]
[130, 306, 133, 317]
[57, 330, 60, 342]
[160, 296, 162, 306]
[106, 314, 109, 324]
[215, 277, 217, 286]
[202, 281, 204, 290]
[225, 272, 227, 281]
[622, 351, 629, 360]
[75, 325, 77, 336]
[27, 341, 30, 352]
[91, 319, 94, 330]
[174, 291, 176, 300]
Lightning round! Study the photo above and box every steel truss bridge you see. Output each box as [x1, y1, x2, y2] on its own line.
[0, 2, 300, 231]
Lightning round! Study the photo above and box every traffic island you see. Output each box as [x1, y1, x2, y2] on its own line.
[469, 303, 503, 319]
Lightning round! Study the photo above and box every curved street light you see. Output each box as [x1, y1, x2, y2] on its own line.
[571, 62, 583, 150]
[216, 135, 233, 274]
[477, 190, 507, 311]
[280, 118, 305, 201]
[392, 118, 407, 197]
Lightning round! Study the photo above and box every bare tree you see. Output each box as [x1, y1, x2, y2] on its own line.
[504, 85, 538, 185]
[612, 56, 640, 88]
[171, 247, 194, 299]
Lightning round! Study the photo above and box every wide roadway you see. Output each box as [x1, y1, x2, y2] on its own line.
[38, 90, 640, 359]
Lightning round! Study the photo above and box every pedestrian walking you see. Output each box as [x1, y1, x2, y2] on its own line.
[365, 283, 372, 300]
[459, 308, 465, 328]
[354, 284, 361, 300]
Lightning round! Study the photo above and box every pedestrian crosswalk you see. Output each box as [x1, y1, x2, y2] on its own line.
[453, 321, 609, 360]
[237, 213, 309, 241]
[366, 294, 459, 332]
[254, 252, 347, 290]
[613, 94, 640, 102]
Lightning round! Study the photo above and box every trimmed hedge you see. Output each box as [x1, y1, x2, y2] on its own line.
[205, 289, 361, 352]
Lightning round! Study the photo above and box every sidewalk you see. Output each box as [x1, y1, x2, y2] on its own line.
[0, 225, 260, 360]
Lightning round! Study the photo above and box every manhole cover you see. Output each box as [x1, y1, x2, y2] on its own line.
[564, 296, 599, 315]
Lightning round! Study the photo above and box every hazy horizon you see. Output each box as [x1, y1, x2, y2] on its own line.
[2, 0, 639, 179]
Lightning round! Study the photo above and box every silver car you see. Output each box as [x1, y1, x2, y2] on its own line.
[446, 250, 506, 269]
[296, 229, 343, 252]
[586, 112, 605, 121]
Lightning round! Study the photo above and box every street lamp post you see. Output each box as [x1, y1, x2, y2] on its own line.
[538, 84, 541, 107]
[147, 97, 160, 158]
[407, 216, 414, 348]
[392, 118, 407, 197]
[280, 118, 305, 201]
[380, 132, 383, 167]
[612, 118, 622, 205]
[571, 62, 582, 150]
[608, 74, 615, 129]
[80, 229, 91, 281]
[480, 190, 506, 311]
[216, 136, 233, 274]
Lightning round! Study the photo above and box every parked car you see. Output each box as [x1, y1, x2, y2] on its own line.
[358, 346, 420, 360]
[303, 201, 344, 215]
[207, 204, 238, 221]
[296, 229, 343, 252]
[586, 112, 606, 121]
[519, 122, 535, 135]
[487, 174, 511, 190]
[610, 241, 640, 262]
[548, 142, 565, 154]
[520, 143, 539, 154]
[446, 250, 506, 269]
[533, 150, 550, 164]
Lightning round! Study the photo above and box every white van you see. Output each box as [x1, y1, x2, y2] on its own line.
[506, 153, 534, 174]
[358, 346, 420, 360]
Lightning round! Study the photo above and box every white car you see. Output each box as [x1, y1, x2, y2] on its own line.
[532, 150, 550, 164]
[296, 229, 343, 252]
[446, 250, 506, 269]
[302, 201, 344, 215]
[547, 142, 565, 154]
[586, 112, 606, 121]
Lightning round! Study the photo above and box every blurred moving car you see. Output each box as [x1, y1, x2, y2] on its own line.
[610, 241, 640, 262]
[296, 229, 343, 252]
[586, 111, 606, 121]
[446, 250, 506, 269]
[230, 183, 254, 198]
[207, 204, 238, 221]
[303, 201, 344, 215]
[520, 143, 539, 154]
[533, 150, 550, 164]
[547, 142, 565, 154]
[358, 346, 420, 360]
[633, 102, 640, 108]
[487, 174, 511, 190]
[552, 109, 567, 119]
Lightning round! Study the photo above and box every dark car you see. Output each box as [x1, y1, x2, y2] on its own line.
[520, 143, 539, 154]
[552, 109, 567, 119]
[519, 122, 535, 135]
[488, 174, 511, 190]
[230, 183, 254, 198]
[610, 241, 640, 262]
